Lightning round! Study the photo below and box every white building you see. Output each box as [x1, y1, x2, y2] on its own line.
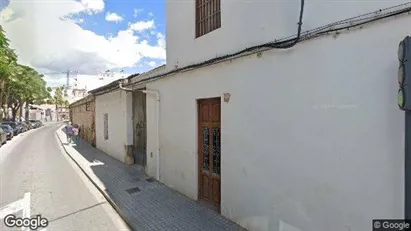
[45, 71, 128, 121]
[89, 79, 134, 165]
[119, 1, 410, 231]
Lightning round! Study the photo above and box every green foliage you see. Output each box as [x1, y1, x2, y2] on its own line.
[53, 86, 65, 108]
[0, 26, 17, 81]
[0, 27, 50, 120]
[0, 26, 9, 48]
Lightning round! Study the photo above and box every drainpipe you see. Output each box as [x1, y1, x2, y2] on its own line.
[119, 82, 161, 181]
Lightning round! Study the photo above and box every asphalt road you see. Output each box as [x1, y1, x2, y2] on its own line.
[0, 123, 130, 231]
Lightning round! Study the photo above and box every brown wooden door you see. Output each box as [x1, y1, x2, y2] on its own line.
[198, 97, 221, 210]
[132, 91, 147, 167]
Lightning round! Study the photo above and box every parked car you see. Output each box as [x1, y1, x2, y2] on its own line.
[28, 120, 38, 128]
[0, 127, 7, 147]
[22, 121, 32, 130]
[36, 120, 44, 127]
[0, 124, 14, 140]
[15, 122, 26, 133]
[1, 121, 19, 136]
[29, 120, 42, 128]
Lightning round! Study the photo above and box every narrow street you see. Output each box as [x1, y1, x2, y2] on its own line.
[0, 123, 130, 231]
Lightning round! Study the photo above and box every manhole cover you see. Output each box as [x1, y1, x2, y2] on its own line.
[129, 177, 141, 182]
[126, 187, 141, 194]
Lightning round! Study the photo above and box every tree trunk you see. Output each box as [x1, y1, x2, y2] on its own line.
[19, 103, 23, 119]
[25, 99, 29, 121]
[55, 104, 59, 121]
[0, 95, 3, 122]
[11, 104, 21, 120]
[2, 89, 9, 120]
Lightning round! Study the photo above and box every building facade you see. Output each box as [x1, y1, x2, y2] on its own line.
[91, 80, 134, 165]
[133, 1, 411, 231]
[69, 95, 96, 146]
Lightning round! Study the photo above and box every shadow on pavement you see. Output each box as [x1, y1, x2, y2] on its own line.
[47, 202, 107, 224]
[58, 127, 246, 231]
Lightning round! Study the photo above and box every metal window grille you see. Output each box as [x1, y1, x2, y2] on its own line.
[195, 0, 221, 38]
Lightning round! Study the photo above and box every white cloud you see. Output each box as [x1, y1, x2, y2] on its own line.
[157, 32, 165, 49]
[148, 61, 156, 67]
[0, 0, 166, 77]
[67, 17, 84, 24]
[148, 12, 154, 17]
[133, 9, 143, 17]
[80, 0, 104, 14]
[105, 12, 123, 22]
[128, 20, 154, 32]
[0, 7, 14, 22]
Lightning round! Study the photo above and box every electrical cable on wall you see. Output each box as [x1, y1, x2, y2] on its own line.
[271, 0, 305, 49]
[123, 2, 411, 87]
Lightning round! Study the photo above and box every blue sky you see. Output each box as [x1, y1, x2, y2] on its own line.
[103, 0, 165, 74]
[85, 1, 165, 34]
[0, 0, 167, 86]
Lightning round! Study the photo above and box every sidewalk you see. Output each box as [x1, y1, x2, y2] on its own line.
[55, 126, 245, 231]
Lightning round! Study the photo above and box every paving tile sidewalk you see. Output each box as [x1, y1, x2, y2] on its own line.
[55, 126, 245, 231]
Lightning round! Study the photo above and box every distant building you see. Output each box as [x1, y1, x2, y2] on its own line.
[47, 71, 128, 121]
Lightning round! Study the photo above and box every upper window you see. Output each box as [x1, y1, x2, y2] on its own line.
[195, 0, 221, 38]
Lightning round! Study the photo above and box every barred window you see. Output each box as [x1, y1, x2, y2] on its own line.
[196, 0, 221, 38]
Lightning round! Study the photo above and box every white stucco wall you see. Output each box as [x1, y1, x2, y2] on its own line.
[95, 89, 133, 163]
[146, 14, 409, 231]
[166, 0, 410, 70]
[146, 95, 158, 177]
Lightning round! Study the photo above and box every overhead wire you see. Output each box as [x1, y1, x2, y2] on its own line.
[125, 2, 411, 87]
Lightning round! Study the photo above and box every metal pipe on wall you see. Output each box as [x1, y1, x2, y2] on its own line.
[119, 82, 161, 181]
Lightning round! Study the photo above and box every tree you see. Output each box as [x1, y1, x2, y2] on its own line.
[0, 26, 50, 121]
[0, 26, 19, 120]
[3, 65, 44, 119]
[64, 100, 69, 108]
[53, 86, 65, 121]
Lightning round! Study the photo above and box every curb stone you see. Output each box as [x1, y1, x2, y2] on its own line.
[54, 126, 134, 231]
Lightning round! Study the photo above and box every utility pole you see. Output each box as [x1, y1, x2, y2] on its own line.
[58, 70, 77, 121]
[64, 70, 78, 89]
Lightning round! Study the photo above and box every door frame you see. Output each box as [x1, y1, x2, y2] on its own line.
[132, 90, 147, 168]
[197, 97, 221, 212]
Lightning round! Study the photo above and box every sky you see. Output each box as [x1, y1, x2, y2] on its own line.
[0, 0, 166, 88]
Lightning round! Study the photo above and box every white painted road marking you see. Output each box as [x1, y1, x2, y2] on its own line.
[0, 192, 31, 231]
